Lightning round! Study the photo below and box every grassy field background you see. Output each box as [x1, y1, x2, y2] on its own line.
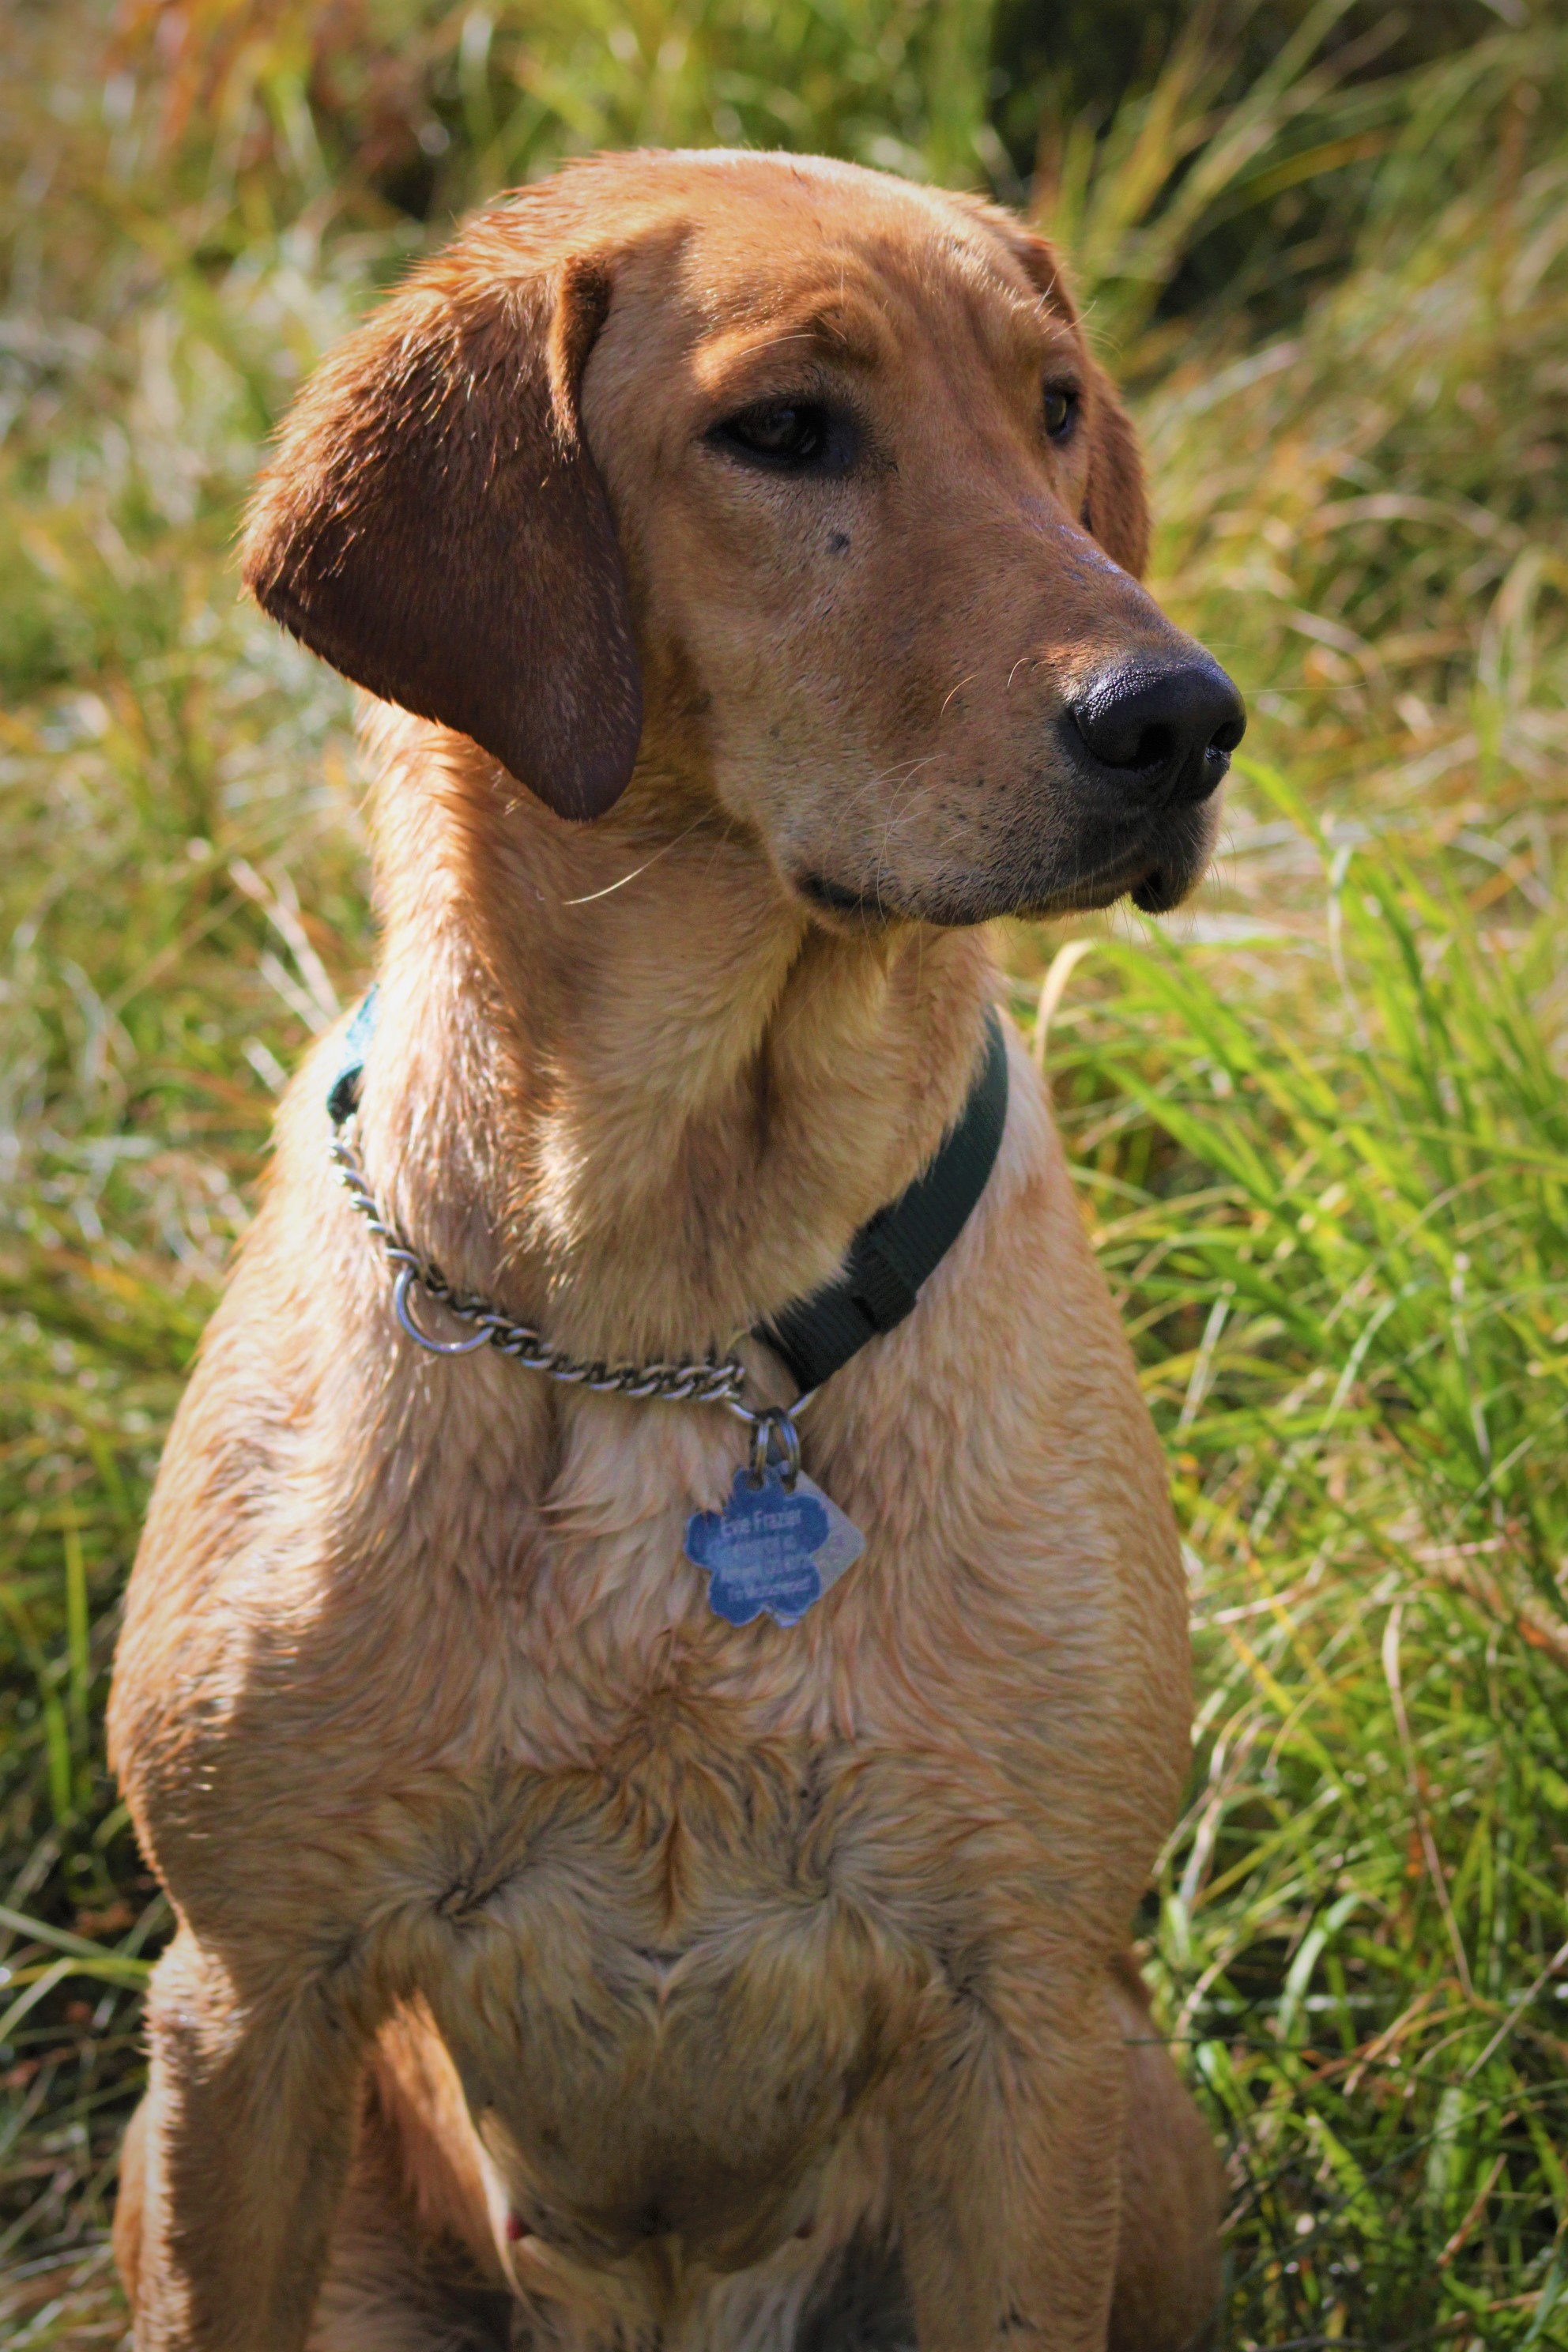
[2, 0, 1567, 2343]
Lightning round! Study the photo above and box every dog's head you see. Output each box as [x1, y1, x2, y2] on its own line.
[244, 151, 1242, 925]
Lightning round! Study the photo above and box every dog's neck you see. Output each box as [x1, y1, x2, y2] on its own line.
[354, 714, 996, 1364]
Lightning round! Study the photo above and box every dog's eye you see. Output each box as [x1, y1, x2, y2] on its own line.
[1043, 386, 1079, 444]
[713, 401, 839, 469]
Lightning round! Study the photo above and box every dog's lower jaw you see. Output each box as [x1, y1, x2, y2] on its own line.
[790, 795, 1222, 932]
[795, 870, 896, 923]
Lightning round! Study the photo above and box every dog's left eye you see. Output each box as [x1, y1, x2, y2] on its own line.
[1043, 386, 1079, 444]
[712, 401, 841, 469]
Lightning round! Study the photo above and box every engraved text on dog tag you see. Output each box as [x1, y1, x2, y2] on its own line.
[684, 1467, 865, 1628]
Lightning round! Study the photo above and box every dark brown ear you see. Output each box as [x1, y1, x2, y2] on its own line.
[241, 247, 642, 821]
[1082, 362, 1151, 580]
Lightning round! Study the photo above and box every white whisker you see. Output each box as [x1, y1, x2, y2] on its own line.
[560, 816, 710, 906]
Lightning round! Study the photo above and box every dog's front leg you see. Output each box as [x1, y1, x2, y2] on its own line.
[889, 1965, 1126, 2352]
[125, 1925, 369, 2351]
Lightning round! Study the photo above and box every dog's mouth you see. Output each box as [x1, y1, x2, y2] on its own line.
[797, 873, 878, 919]
[795, 802, 1219, 930]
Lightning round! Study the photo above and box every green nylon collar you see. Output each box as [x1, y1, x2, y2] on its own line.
[327, 993, 1008, 1397]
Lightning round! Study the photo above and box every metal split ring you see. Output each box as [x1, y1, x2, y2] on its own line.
[394, 1264, 492, 1357]
[747, 1407, 803, 1491]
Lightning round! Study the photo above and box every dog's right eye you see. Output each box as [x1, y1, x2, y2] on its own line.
[711, 401, 842, 470]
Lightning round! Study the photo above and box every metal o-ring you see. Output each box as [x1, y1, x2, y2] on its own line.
[393, 1265, 492, 1357]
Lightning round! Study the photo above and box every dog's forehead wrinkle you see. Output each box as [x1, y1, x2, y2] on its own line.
[691, 322, 888, 405]
[687, 251, 900, 347]
[669, 204, 1043, 349]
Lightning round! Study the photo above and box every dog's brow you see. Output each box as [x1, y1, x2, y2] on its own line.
[984, 281, 1076, 368]
[778, 303, 888, 368]
[697, 299, 891, 390]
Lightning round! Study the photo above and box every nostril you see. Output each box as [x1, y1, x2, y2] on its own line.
[1070, 656, 1246, 801]
[1129, 720, 1176, 771]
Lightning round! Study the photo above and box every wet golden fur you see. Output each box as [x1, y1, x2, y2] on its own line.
[110, 151, 1227, 2351]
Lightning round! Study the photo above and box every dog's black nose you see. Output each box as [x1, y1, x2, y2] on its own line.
[1069, 658, 1246, 805]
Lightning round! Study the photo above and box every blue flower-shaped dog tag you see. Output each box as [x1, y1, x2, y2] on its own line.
[684, 1467, 865, 1628]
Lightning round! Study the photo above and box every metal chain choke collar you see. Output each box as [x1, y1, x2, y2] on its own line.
[330, 1128, 805, 1439]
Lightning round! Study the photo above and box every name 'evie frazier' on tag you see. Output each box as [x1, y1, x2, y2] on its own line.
[684, 1464, 865, 1629]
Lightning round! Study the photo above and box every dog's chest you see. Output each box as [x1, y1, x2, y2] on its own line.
[382, 1461, 1062, 2275]
[405, 1721, 943, 2274]
[402, 1385, 882, 1770]
[402, 1348, 1080, 1777]
[349, 1311, 1145, 2263]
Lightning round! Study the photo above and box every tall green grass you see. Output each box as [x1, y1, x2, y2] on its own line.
[1023, 770, 1568, 2343]
[2, 1, 1566, 2340]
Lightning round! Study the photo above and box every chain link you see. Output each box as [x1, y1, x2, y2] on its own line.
[330, 1131, 751, 1409]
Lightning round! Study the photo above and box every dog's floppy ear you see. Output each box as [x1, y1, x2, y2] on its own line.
[241, 247, 642, 821]
[952, 198, 1152, 581]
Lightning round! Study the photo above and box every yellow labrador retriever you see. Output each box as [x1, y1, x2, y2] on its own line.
[109, 149, 1244, 2352]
